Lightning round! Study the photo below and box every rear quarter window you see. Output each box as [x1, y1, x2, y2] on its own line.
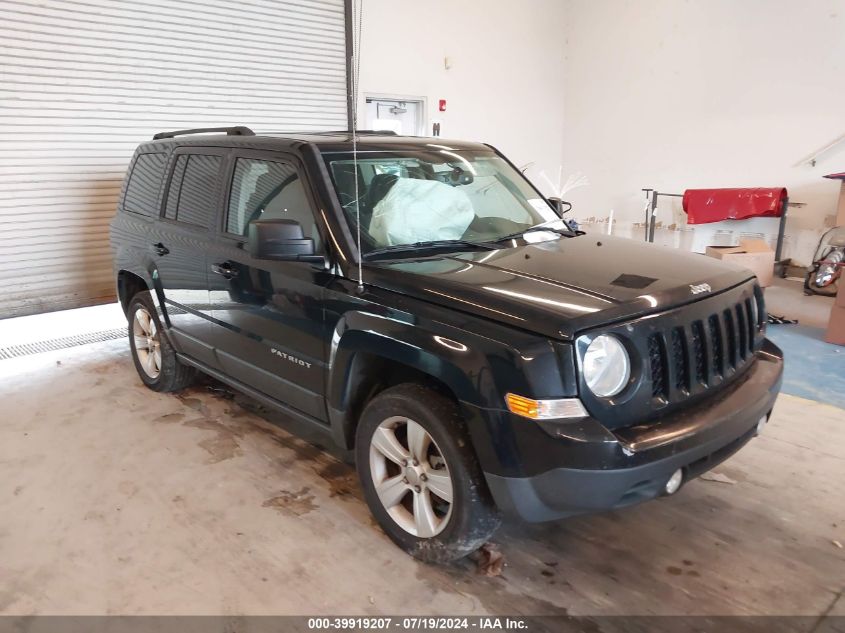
[123, 152, 166, 216]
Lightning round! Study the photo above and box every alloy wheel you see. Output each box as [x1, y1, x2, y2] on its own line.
[369, 416, 454, 537]
[133, 306, 162, 379]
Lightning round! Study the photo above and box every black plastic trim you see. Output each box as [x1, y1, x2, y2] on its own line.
[176, 353, 331, 434]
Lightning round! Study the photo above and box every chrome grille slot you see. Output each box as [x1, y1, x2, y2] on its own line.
[670, 327, 688, 392]
[648, 334, 667, 400]
[708, 314, 723, 377]
[753, 283, 766, 329]
[744, 298, 755, 354]
[735, 304, 747, 361]
[724, 308, 737, 369]
[691, 320, 706, 384]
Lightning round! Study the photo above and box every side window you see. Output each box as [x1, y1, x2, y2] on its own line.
[123, 153, 166, 216]
[164, 154, 221, 227]
[227, 158, 321, 249]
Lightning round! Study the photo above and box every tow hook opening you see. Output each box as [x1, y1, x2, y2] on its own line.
[663, 468, 684, 496]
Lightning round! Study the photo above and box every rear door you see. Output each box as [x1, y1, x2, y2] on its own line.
[153, 148, 226, 368]
[207, 151, 333, 421]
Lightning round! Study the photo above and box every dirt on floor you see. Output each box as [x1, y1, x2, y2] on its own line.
[0, 339, 843, 617]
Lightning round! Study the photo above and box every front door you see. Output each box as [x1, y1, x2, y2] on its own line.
[207, 152, 332, 422]
[153, 149, 225, 368]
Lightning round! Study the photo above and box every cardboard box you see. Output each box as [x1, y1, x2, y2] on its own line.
[837, 280, 845, 308]
[825, 303, 845, 345]
[705, 239, 775, 287]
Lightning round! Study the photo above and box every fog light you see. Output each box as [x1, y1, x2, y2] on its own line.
[664, 469, 683, 495]
[756, 415, 768, 435]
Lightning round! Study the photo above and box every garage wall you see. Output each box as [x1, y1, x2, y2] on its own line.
[0, 0, 349, 318]
[561, 0, 845, 264]
[356, 0, 567, 196]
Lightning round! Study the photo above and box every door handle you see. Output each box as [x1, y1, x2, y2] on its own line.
[152, 242, 169, 256]
[211, 262, 239, 279]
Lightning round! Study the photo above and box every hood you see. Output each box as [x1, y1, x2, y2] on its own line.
[364, 234, 755, 340]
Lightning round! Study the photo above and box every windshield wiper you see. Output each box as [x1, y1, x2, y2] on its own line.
[492, 219, 578, 244]
[363, 239, 499, 260]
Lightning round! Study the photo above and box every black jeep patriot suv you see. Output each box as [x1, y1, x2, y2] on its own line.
[110, 126, 783, 561]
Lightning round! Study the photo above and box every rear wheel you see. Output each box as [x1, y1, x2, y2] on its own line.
[355, 384, 500, 562]
[127, 291, 196, 392]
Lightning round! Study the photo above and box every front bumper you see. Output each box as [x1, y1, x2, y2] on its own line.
[478, 339, 783, 522]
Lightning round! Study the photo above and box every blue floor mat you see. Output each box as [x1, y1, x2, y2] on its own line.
[766, 323, 845, 410]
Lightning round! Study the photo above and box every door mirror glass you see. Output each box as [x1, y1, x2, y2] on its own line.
[247, 219, 322, 262]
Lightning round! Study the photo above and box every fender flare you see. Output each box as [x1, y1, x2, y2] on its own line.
[326, 311, 498, 446]
[116, 263, 173, 341]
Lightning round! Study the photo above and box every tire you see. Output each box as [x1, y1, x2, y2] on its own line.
[127, 290, 196, 392]
[355, 384, 501, 563]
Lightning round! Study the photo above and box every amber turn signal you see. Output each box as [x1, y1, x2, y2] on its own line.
[505, 393, 588, 420]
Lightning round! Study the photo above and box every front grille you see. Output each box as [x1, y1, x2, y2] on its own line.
[646, 292, 762, 405]
[577, 280, 764, 429]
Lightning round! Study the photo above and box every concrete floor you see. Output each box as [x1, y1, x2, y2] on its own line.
[765, 277, 835, 330]
[762, 278, 845, 409]
[1, 338, 843, 617]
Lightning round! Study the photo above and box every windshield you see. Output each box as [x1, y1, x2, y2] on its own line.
[322, 148, 559, 254]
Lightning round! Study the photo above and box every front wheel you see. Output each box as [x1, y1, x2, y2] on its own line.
[355, 384, 500, 562]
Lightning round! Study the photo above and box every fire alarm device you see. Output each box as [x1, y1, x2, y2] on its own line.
[438, 99, 447, 112]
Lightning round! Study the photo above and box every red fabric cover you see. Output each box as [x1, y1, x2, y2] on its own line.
[682, 188, 787, 224]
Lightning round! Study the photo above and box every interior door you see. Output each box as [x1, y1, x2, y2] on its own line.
[154, 149, 225, 368]
[207, 152, 333, 421]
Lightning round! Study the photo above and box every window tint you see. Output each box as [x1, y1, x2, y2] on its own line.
[123, 153, 166, 216]
[176, 155, 221, 227]
[227, 158, 320, 248]
[164, 155, 188, 220]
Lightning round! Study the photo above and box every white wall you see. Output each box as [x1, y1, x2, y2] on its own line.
[561, 0, 845, 264]
[357, 0, 566, 195]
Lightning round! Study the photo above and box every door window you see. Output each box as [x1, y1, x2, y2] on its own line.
[164, 154, 221, 227]
[226, 158, 321, 249]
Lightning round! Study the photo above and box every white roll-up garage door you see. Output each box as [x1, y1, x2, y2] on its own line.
[0, 0, 349, 318]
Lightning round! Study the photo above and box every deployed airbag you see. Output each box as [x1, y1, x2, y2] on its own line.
[368, 178, 474, 246]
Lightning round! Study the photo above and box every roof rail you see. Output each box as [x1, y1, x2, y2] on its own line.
[335, 130, 398, 136]
[262, 130, 398, 136]
[152, 126, 255, 140]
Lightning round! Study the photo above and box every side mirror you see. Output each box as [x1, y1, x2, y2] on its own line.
[247, 219, 324, 263]
[547, 197, 572, 217]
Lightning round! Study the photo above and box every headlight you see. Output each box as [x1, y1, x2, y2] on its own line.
[583, 334, 630, 397]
